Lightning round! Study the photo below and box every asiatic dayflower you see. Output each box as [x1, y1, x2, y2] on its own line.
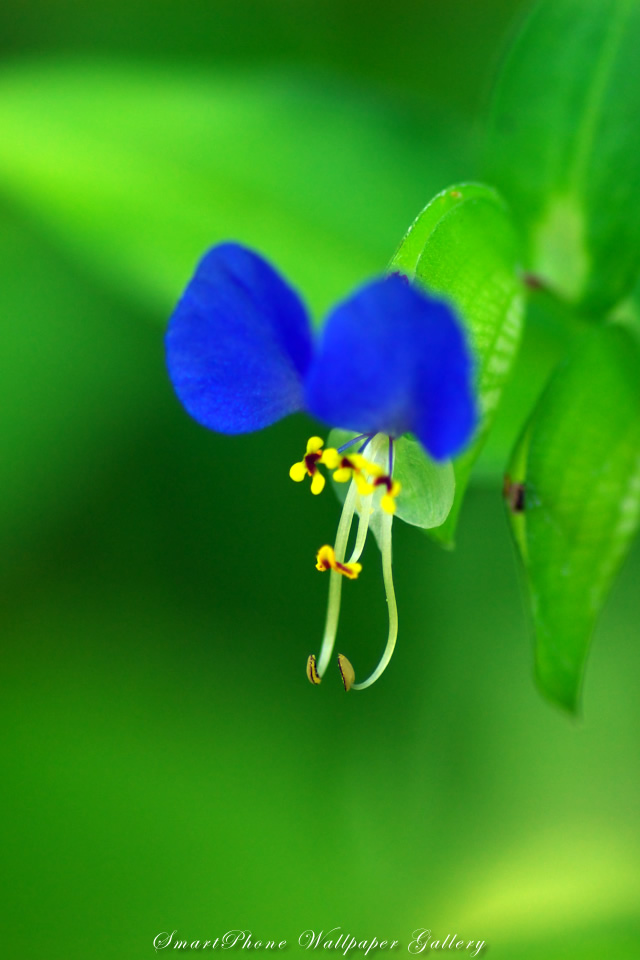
[165, 242, 476, 691]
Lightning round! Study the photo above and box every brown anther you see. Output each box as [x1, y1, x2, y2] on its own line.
[306, 654, 321, 685]
[337, 654, 355, 692]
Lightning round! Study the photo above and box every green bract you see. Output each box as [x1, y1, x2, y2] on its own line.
[390, 183, 524, 544]
[327, 430, 455, 533]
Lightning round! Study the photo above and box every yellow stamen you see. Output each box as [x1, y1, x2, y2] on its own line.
[330, 451, 385, 493]
[337, 653, 355, 692]
[380, 480, 401, 514]
[353, 472, 375, 497]
[349, 453, 384, 477]
[315, 544, 362, 580]
[289, 461, 307, 482]
[306, 654, 321, 685]
[289, 436, 332, 492]
[320, 448, 340, 470]
[306, 436, 324, 454]
[333, 467, 352, 483]
[307, 436, 401, 693]
[310, 471, 326, 495]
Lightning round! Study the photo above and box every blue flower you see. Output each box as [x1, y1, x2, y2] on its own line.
[166, 242, 476, 691]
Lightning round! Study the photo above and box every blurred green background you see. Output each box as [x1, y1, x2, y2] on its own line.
[1, 2, 639, 958]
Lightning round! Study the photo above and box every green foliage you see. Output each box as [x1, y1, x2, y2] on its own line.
[472, 0, 640, 711]
[486, 0, 640, 314]
[0, 205, 162, 556]
[506, 327, 640, 711]
[0, 3, 638, 722]
[473, 296, 579, 483]
[4, 2, 640, 956]
[390, 183, 525, 544]
[0, 59, 465, 319]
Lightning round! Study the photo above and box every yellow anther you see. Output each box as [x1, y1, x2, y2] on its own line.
[290, 436, 330, 492]
[353, 472, 375, 497]
[350, 453, 384, 477]
[315, 545, 362, 580]
[331, 451, 385, 493]
[333, 467, 352, 483]
[320, 447, 340, 470]
[306, 654, 321, 685]
[337, 653, 355, 692]
[310, 471, 326, 495]
[289, 461, 307, 482]
[380, 480, 401, 515]
[315, 545, 333, 571]
[306, 436, 325, 455]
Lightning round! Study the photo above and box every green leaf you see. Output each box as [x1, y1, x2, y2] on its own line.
[390, 182, 525, 545]
[327, 430, 455, 532]
[486, 0, 640, 314]
[0, 59, 466, 320]
[474, 285, 583, 484]
[506, 325, 640, 712]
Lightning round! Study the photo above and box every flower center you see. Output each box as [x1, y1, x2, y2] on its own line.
[289, 434, 400, 513]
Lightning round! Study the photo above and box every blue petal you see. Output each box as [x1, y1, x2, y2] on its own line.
[165, 243, 313, 433]
[304, 275, 476, 461]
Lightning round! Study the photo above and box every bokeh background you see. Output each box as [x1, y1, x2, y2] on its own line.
[1, 2, 639, 958]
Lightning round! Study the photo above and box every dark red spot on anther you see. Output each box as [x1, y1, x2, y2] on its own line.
[374, 475, 393, 492]
[304, 451, 321, 475]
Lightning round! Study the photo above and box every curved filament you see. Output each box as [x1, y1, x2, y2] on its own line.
[351, 508, 398, 690]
